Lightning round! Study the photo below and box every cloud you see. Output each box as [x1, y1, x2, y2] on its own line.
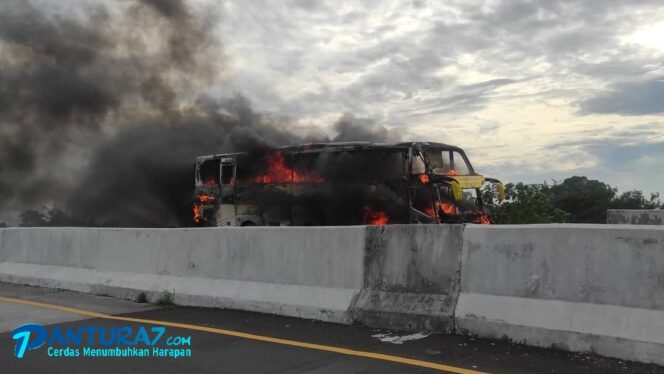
[221, 0, 664, 118]
[473, 139, 664, 195]
[198, 0, 664, 195]
[579, 79, 664, 115]
[584, 140, 664, 169]
[401, 78, 519, 117]
[215, 0, 664, 193]
[582, 140, 664, 193]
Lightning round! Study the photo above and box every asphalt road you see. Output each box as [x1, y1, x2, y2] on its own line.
[0, 283, 662, 374]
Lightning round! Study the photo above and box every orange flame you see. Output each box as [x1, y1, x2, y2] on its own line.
[247, 152, 324, 184]
[474, 212, 491, 224]
[419, 174, 429, 184]
[193, 193, 215, 224]
[193, 202, 203, 224]
[198, 193, 214, 203]
[426, 201, 456, 218]
[363, 205, 389, 225]
[438, 201, 456, 215]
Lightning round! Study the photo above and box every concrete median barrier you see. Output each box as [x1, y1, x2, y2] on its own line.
[0, 227, 366, 323]
[455, 224, 664, 365]
[349, 224, 463, 332]
[607, 209, 664, 225]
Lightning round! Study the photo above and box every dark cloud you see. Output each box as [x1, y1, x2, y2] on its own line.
[579, 79, 664, 115]
[331, 113, 401, 143]
[404, 78, 518, 116]
[583, 141, 664, 169]
[462, 78, 517, 90]
[573, 60, 659, 79]
[140, 0, 187, 19]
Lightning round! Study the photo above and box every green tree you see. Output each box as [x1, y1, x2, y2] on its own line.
[482, 182, 569, 224]
[550, 176, 616, 223]
[483, 176, 661, 224]
[610, 190, 661, 209]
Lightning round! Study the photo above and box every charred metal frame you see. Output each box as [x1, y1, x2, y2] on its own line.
[193, 142, 501, 226]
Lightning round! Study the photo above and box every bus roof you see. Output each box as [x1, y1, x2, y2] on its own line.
[195, 141, 464, 162]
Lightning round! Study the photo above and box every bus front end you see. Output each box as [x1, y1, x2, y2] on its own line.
[410, 144, 504, 224]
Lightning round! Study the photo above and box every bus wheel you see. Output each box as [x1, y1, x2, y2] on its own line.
[240, 221, 256, 227]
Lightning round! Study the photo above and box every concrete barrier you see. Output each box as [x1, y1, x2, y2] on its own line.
[607, 209, 664, 225]
[0, 225, 464, 330]
[350, 224, 462, 332]
[0, 227, 366, 323]
[456, 224, 664, 365]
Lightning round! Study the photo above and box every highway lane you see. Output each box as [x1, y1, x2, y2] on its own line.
[0, 283, 661, 374]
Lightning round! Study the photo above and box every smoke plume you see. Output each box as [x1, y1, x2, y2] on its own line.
[0, 0, 399, 227]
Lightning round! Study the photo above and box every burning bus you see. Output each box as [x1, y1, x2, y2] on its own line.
[192, 142, 504, 226]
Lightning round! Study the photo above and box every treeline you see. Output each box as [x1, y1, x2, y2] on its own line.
[482, 176, 662, 224]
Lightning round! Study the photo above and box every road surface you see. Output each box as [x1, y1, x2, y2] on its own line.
[0, 283, 660, 373]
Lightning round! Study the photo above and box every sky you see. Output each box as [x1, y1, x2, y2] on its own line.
[212, 0, 664, 194]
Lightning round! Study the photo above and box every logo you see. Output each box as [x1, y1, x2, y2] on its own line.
[11, 323, 192, 359]
[12, 323, 47, 358]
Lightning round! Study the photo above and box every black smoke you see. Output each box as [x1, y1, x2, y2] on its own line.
[331, 113, 401, 143]
[69, 97, 303, 226]
[0, 0, 399, 227]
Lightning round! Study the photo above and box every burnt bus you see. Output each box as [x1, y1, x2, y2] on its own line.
[192, 142, 504, 226]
